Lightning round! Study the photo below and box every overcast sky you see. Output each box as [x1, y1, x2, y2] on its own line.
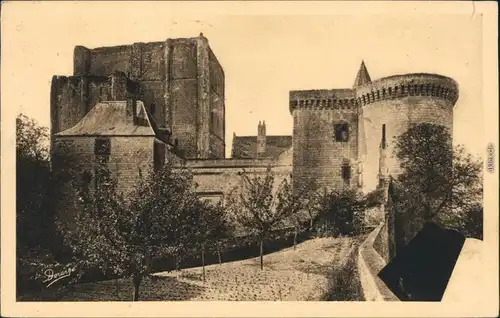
[2, 2, 484, 157]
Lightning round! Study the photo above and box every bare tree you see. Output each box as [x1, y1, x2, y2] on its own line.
[57, 163, 202, 301]
[225, 167, 300, 270]
[194, 200, 231, 282]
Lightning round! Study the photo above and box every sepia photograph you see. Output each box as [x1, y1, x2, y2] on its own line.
[1, 1, 498, 317]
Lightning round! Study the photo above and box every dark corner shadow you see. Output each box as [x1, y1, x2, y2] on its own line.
[18, 275, 208, 302]
[377, 222, 466, 301]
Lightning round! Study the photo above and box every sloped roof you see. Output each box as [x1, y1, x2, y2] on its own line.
[231, 135, 293, 159]
[56, 101, 159, 137]
[353, 60, 372, 88]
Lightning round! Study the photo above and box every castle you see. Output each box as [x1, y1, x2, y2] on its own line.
[50, 34, 459, 216]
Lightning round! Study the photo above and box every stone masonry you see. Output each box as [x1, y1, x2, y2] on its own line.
[50, 35, 459, 220]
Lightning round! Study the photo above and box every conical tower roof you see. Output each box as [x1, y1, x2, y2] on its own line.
[353, 60, 372, 88]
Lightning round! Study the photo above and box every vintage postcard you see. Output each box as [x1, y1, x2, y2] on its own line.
[1, 1, 498, 317]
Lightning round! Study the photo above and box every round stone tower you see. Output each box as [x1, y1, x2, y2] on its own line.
[356, 69, 459, 192]
[289, 62, 459, 194]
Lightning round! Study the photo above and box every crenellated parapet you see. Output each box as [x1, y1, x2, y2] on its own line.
[289, 89, 357, 113]
[289, 73, 459, 114]
[354, 73, 459, 107]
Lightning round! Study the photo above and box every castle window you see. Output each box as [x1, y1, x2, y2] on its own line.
[150, 103, 156, 115]
[342, 164, 351, 186]
[381, 124, 386, 149]
[72, 89, 77, 98]
[94, 138, 111, 164]
[334, 123, 349, 142]
[382, 88, 386, 97]
[388, 87, 392, 95]
[95, 138, 111, 155]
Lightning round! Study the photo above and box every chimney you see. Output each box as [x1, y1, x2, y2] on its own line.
[257, 120, 266, 157]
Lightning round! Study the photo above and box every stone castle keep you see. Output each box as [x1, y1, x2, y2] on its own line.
[51, 34, 459, 213]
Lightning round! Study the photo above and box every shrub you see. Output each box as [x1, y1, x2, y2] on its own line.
[313, 188, 366, 237]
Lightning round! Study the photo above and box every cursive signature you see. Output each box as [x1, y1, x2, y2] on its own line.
[42, 267, 75, 287]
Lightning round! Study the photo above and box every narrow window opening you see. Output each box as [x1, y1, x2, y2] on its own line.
[150, 103, 156, 115]
[334, 123, 349, 142]
[382, 124, 386, 149]
[342, 165, 351, 186]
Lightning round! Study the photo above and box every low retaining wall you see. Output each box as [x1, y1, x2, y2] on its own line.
[357, 222, 399, 301]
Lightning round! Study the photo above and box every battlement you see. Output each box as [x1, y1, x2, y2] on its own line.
[289, 89, 357, 113]
[355, 73, 459, 107]
[288, 73, 459, 113]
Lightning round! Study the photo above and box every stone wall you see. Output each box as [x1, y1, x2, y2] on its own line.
[185, 158, 292, 205]
[64, 35, 225, 160]
[52, 135, 157, 225]
[50, 74, 139, 137]
[357, 222, 399, 301]
[163, 36, 225, 159]
[208, 46, 225, 158]
[359, 96, 454, 192]
[291, 107, 359, 192]
[288, 74, 458, 194]
[357, 74, 458, 192]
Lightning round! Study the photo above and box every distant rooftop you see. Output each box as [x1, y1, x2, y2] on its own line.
[56, 101, 161, 138]
[232, 135, 293, 159]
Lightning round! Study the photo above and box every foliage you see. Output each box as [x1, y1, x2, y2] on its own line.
[363, 187, 386, 208]
[312, 187, 366, 237]
[193, 200, 232, 279]
[276, 178, 316, 249]
[434, 203, 483, 240]
[16, 114, 53, 249]
[225, 167, 302, 269]
[393, 123, 483, 238]
[324, 244, 363, 301]
[56, 163, 204, 301]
